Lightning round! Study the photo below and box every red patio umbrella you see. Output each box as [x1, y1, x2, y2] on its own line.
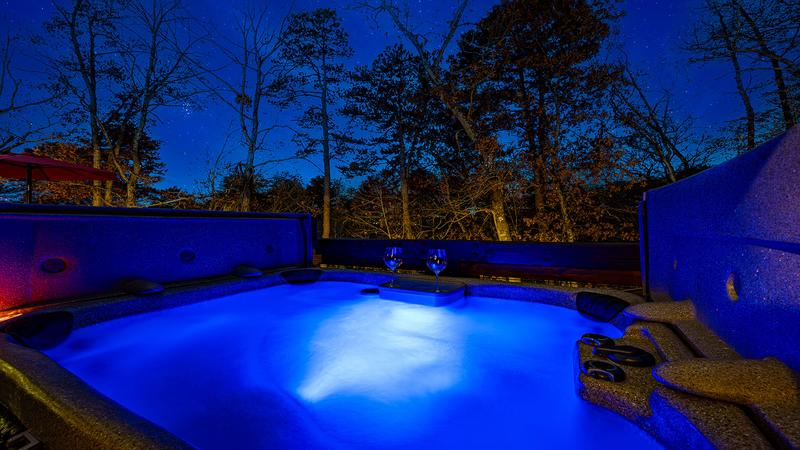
[0, 152, 116, 204]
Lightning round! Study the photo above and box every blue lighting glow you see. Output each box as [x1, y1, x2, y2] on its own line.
[297, 301, 464, 403]
[44, 282, 661, 449]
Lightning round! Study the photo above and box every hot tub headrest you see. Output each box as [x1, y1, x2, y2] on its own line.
[280, 268, 324, 284]
[576, 292, 630, 322]
[2, 311, 74, 350]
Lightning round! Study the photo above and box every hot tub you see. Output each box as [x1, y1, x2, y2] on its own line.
[29, 277, 658, 450]
[0, 206, 660, 448]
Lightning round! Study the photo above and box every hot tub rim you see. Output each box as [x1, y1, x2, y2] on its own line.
[0, 268, 646, 449]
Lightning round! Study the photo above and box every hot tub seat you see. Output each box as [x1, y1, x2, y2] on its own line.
[575, 313, 800, 449]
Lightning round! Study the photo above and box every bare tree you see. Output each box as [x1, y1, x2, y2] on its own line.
[342, 176, 401, 239]
[730, 0, 796, 129]
[197, 128, 234, 211]
[46, 0, 194, 207]
[196, 6, 289, 211]
[686, 0, 757, 151]
[48, 0, 121, 204]
[111, 0, 201, 206]
[612, 69, 711, 183]
[0, 35, 55, 153]
[685, 0, 799, 151]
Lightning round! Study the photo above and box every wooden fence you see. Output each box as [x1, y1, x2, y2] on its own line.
[316, 239, 641, 286]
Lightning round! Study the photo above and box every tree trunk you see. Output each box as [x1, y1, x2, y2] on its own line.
[554, 182, 575, 243]
[661, 151, 678, 183]
[535, 81, 553, 211]
[490, 187, 512, 241]
[714, 7, 755, 151]
[241, 152, 255, 212]
[87, 16, 101, 207]
[476, 134, 513, 242]
[103, 148, 116, 205]
[400, 176, 412, 239]
[68, 1, 102, 206]
[385, 4, 510, 241]
[125, 3, 162, 208]
[126, 122, 144, 207]
[731, 53, 756, 151]
[241, 98, 259, 212]
[90, 118, 101, 206]
[766, 57, 794, 129]
[519, 70, 545, 213]
[537, 75, 574, 243]
[125, 168, 138, 207]
[398, 134, 413, 239]
[103, 180, 113, 205]
[239, 34, 263, 213]
[320, 78, 332, 239]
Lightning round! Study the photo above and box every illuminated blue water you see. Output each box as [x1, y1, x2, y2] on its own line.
[45, 282, 661, 449]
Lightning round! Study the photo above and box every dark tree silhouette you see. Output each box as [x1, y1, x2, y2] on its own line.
[687, 0, 799, 146]
[31, 124, 163, 205]
[731, 0, 796, 130]
[0, 35, 55, 154]
[686, 0, 800, 153]
[47, 0, 122, 205]
[453, 0, 622, 242]
[46, 0, 199, 207]
[343, 45, 439, 239]
[611, 68, 711, 184]
[281, 8, 353, 238]
[114, 0, 199, 206]
[362, 0, 515, 241]
[686, 0, 757, 152]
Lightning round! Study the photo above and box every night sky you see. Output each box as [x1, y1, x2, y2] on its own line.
[2, 0, 748, 190]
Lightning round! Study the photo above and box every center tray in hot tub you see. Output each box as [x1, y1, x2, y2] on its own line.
[378, 278, 465, 306]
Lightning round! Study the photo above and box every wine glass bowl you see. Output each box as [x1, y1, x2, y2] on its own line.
[383, 247, 403, 286]
[426, 249, 448, 292]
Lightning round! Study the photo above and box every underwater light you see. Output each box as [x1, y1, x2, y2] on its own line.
[297, 300, 464, 403]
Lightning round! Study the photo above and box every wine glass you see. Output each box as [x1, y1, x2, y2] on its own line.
[426, 249, 448, 292]
[383, 247, 403, 287]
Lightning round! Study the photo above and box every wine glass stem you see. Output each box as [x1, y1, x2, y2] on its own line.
[435, 273, 439, 292]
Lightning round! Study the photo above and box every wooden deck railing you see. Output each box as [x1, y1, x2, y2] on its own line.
[316, 239, 641, 286]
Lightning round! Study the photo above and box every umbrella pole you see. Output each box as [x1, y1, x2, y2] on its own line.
[24, 164, 33, 204]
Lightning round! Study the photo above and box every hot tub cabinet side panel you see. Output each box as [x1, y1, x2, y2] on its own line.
[640, 126, 800, 373]
[0, 225, 35, 307]
[0, 207, 314, 309]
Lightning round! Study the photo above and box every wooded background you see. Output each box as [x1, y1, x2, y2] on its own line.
[1, 0, 798, 242]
